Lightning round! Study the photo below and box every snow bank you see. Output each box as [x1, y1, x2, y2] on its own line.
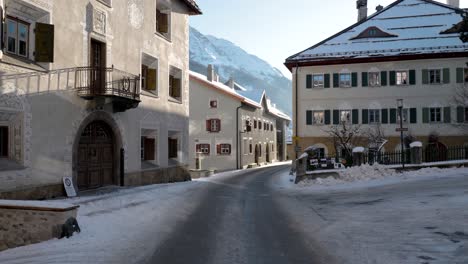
[352, 147, 365, 153]
[410, 141, 423, 148]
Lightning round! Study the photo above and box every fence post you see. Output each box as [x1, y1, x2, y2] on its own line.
[410, 141, 423, 164]
[352, 147, 365, 166]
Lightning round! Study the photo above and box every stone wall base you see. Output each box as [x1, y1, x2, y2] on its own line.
[125, 165, 191, 186]
[0, 184, 65, 200]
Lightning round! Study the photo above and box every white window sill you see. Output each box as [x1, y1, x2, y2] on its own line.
[155, 32, 172, 43]
[141, 90, 159, 98]
[168, 97, 182, 104]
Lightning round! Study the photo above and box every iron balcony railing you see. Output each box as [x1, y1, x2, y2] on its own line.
[75, 66, 140, 101]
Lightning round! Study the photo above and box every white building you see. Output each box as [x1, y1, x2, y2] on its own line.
[285, 0, 468, 158]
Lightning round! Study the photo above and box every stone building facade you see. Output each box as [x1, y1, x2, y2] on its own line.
[0, 0, 201, 198]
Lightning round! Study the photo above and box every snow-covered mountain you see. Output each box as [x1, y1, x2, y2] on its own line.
[189, 27, 292, 116]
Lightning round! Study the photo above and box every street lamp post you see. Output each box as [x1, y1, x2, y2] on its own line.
[397, 99, 405, 169]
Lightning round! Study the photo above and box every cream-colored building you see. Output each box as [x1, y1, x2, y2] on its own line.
[285, 0, 468, 158]
[0, 0, 201, 198]
[189, 66, 290, 172]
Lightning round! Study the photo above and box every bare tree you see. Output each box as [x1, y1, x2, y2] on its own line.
[364, 123, 387, 151]
[323, 122, 363, 160]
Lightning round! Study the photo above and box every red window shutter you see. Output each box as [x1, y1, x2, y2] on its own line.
[144, 138, 155, 160]
[207, 144, 210, 154]
[217, 144, 221, 154]
[216, 119, 221, 132]
[196, 144, 201, 153]
[206, 120, 211, 132]
[228, 144, 231, 154]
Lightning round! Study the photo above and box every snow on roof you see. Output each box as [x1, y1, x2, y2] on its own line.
[238, 89, 291, 121]
[286, 0, 468, 65]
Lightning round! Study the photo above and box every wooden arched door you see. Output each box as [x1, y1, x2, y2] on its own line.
[77, 121, 114, 190]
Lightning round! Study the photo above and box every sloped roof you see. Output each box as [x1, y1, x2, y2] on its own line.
[285, 0, 468, 70]
[181, 0, 202, 15]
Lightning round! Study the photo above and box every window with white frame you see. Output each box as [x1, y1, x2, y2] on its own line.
[169, 66, 182, 101]
[368, 72, 380, 86]
[196, 144, 210, 155]
[396, 71, 408, 85]
[312, 74, 324, 88]
[430, 107, 442, 123]
[141, 55, 159, 95]
[429, 69, 442, 84]
[397, 108, 409, 123]
[6, 17, 29, 57]
[218, 144, 231, 155]
[156, 1, 171, 39]
[340, 110, 351, 123]
[369, 109, 381, 124]
[249, 139, 253, 154]
[339, 73, 351, 87]
[312, 111, 324, 125]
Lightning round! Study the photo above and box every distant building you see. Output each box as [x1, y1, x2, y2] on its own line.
[0, 0, 201, 199]
[189, 66, 290, 172]
[285, 0, 468, 158]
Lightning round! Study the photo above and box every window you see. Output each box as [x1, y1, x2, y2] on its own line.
[0, 127, 8, 158]
[207, 119, 221, 132]
[396, 71, 408, 85]
[168, 138, 178, 159]
[368, 72, 380, 87]
[430, 107, 442, 123]
[169, 66, 182, 101]
[340, 110, 351, 123]
[249, 139, 253, 154]
[6, 17, 29, 57]
[209, 100, 218, 108]
[259, 144, 262, 157]
[397, 108, 409, 123]
[246, 120, 252, 132]
[259, 121, 262, 130]
[313, 74, 324, 88]
[369, 109, 381, 124]
[218, 144, 231, 155]
[141, 64, 158, 93]
[317, 148, 325, 158]
[141, 137, 156, 161]
[339, 73, 351, 87]
[429, 69, 442, 84]
[271, 125, 274, 132]
[312, 111, 324, 125]
[254, 120, 257, 129]
[196, 144, 210, 155]
[464, 68, 468, 83]
[156, 4, 171, 39]
[465, 107, 468, 122]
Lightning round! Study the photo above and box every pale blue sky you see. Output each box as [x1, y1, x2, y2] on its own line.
[190, 0, 468, 77]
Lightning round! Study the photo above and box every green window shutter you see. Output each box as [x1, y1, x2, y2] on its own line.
[410, 108, 417, 124]
[35, 23, 55, 62]
[333, 73, 339, 88]
[333, 110, 339, 125]
[381, 109, 389, 124]
[390, 108, 397, 124]
[389, 71, 396, 86]
[352, 72, 358, 87]
[352, 109, 359, 124]
[409, 70, 416, 85]
[306, 75, 312, 89]
[422, 108, 429, 123]
[457, 106, 465, 123]
[306, 110, 312, 125]
[362, 72, 368, 87]
[362, 109, 369, 124]
[456, 68, 464, 83]
[324, 74, 330, 88]
[381, 71, 387, 86]
[443, 68, 450, 84]
[444, 107, 451, 123]
[324, 110, 331, 125]
[422, 69, 429, 84]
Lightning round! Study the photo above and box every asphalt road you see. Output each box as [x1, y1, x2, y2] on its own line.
[148, 165, 336, 264]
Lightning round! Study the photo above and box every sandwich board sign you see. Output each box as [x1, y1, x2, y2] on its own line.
[63, 177, 77, 197]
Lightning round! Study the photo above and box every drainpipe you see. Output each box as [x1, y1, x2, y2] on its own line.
[295, 63, 299, 159]
[236, 105, 242, 169]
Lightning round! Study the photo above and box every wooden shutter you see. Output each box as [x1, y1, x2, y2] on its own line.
[443, 68, 450, 84]
[352, 109, 359, 124]
[457, 106, 465, 123]
[409, 70, 416, 85]
[410, 108, 417, 124]
[227, 144, 232, 155]
[306, 75, 312, 89]
[444, 107, 451, 123]
[173, 78, 181, 98]
[382, 109, 389, 124]
[217, 144, 221, 155]
[144, 138, 155, 160]
[362, 109, 369, 124]
[196, 144, 201, 153]
[147, 68, 157, 91]
[324, 74, 330, 88]
[306, 110, 312, 125]
[324, 110, 331, 125]
[157, 11, 169, 34]
[206, 120, 211, 132]
[362, 72, 368, 87]
[216, 119, 221, 132]
[35, 23, 54, 62]
[332, 110, 339, 125]
[351, 72, 358, 87]
[422, 69, 429, 84]
[389, 71, 396, 86]
[333, 73, 339, 88]
[456, 68, 464, 83]
[390, 108, 397, 124]
[380, 71, 387, 86]
[422, 108, 429, 123]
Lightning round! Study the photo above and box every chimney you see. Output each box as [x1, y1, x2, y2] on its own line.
[227, 76, 235, 89]
[376, 5, 383, 12]
[357, 0, 368, 22]
[207, 64, 215, 82]
[447, 0, 459, 8]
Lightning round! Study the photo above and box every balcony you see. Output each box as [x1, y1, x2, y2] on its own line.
[75, 66, 141, 112]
